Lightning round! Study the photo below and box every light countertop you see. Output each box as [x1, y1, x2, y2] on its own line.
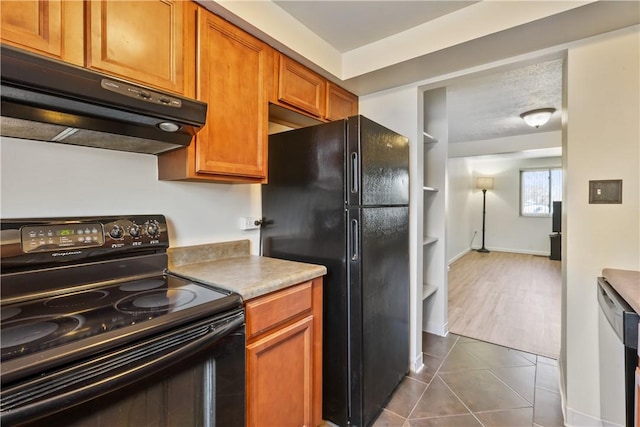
[168, 240, 326, 300]
[602, 268, 640, 313]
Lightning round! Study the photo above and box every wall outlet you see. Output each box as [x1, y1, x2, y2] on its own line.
[239, 217, 261, 230]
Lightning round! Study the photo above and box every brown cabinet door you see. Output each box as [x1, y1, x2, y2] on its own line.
[278, 55, 326, 118]
[1, 0, 83, 64]
[247, 315, 314, 427]
[326, 82, 358, 121]
[86, 0, 186, 94]
[194, 8, 270, 179]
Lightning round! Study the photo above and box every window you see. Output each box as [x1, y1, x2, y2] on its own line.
[520, 168, 562, 216]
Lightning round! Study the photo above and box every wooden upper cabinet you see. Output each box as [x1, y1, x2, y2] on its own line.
[0, 0, 83, 65]
[274, 54, 358, 122]
[158, 7, 272, 183]
[86, 0, 188, 94]
[326, 82, 358, 121]
[278, 55, 326, 118]
[193, 8, 270, 180]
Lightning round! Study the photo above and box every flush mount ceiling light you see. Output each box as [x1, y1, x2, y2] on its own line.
[520, 108, 556, 128]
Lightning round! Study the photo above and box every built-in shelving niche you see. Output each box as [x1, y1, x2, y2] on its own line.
[422, 282, 438, 300]
[423, 236, 438, 246]
[423, 131, 438, 145]
[421, 86, 448, 336]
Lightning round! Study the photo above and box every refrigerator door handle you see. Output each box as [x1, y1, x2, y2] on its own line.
[351, 218, 359, 260]
[350, 152, 359, 194]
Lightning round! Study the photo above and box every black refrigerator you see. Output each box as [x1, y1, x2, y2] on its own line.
[261, 116, 410, 427]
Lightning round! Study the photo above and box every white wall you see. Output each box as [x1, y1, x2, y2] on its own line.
[0, 137, 262, 252]
[447, 155, 561, 263]
[446, 157, 474, 262]
[563, 28, 640, 426]
[467, 156, 561, 257]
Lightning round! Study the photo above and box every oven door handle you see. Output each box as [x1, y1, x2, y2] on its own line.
[1, 312, 245, 426]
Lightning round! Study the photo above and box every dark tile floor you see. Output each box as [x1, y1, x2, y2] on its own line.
[372, 333, 565, 427]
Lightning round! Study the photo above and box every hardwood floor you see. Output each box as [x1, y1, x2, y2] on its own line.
[447, 251, 561, 358]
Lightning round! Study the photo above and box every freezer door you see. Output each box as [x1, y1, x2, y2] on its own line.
[348, 206, 409, 426]
[262, 120, 347, 263]
[347, 116, 409, 207]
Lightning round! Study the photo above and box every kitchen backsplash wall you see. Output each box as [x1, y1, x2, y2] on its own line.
[0, 137, 262, 252]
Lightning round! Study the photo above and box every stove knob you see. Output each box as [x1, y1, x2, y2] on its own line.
[109, 225, 124, 239]
[145, 221, 160, 238]
[129, 224, 141, 238]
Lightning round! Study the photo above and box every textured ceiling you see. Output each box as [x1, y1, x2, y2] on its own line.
[447, 59, 563, 143]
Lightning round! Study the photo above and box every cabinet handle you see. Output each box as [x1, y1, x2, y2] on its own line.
[351, 218, 359, 261]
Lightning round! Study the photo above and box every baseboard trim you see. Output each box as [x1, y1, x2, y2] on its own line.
[423, 321, 448, 337]
[558, 359, 605, 426]
[565, 406, 608, 427]
[448, 247, 471, 265]
[411, 352, 424, 374]
[469, 246, 550, 257]
[558, 357, 568, 423]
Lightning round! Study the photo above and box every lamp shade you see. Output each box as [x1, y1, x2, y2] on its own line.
[476, 177, 494, 190]
[520, 108, 556, 128]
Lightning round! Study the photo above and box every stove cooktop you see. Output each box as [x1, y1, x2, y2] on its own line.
[1, 274, 238, 363]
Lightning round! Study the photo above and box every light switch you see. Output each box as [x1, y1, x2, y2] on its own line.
[589, 180, 622, 204]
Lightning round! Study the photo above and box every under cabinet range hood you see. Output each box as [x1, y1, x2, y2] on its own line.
[0, 45, 207, 155]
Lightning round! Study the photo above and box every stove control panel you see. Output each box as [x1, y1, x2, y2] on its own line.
[1, 215, 169, 267]
[103, 218, 166, 248]
[21, 223, 105, 253]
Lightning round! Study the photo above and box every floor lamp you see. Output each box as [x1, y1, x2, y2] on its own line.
[476, 177, 494, 253]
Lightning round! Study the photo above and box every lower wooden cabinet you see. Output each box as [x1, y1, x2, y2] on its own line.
[245, 277, 323, 427]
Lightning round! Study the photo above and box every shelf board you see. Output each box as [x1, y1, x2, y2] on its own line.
[423, 236, 438, 246]
[423, 186, 439, 193]
[423, 132, 438, 144]
[423, 283, 438, 300]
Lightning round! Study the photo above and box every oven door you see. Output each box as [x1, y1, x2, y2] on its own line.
[1, 310, 245, 427]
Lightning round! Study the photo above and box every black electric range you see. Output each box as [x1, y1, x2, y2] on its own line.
[0, 215, 245, 426]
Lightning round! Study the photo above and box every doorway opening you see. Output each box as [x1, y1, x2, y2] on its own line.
[420, 55, 564, 359]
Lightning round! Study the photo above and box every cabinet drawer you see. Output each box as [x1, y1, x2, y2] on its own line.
[246, 281, 312, 340]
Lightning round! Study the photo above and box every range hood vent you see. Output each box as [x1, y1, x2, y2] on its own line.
[0, 46, 207, 155]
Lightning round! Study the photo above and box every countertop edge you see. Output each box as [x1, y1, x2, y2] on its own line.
[168, 255, 327, 301]
[602, 268, 640, 314]
[197, 266, 327, 300]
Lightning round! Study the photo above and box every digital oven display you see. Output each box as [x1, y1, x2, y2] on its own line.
[21, 223, 104, 253]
